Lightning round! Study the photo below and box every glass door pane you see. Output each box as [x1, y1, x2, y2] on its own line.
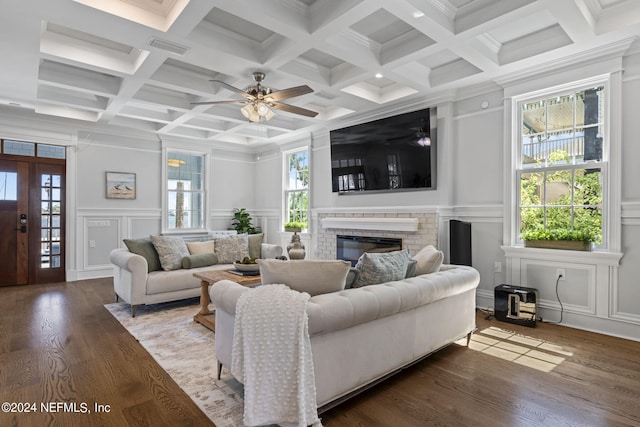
[40, 173, 62, 269]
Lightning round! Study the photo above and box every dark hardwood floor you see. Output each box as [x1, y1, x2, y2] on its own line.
[1, 278, 639, 427]
[0, 278, 212, 427]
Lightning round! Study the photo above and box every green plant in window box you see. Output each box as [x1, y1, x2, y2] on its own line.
[521, 229, 596, 251]
[232, 208, 261, 234]
[284, 221, 306, 232]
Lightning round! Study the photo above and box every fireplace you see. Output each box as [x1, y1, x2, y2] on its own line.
[337, 235, 403, 266]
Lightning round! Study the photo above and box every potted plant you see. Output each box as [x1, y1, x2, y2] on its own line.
[284, 221, 306, 233]
[232, 208, 261, 234]
[521, 229, 596, 251]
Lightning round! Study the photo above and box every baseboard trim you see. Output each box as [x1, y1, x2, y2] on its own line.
[69, 268, 113, 281]
[476, 291, 640, 342]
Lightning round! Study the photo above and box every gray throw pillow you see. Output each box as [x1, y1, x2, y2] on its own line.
[123, 238, 161, 273]
[182, 253, 218, 269]
[150, 235, 189, 271]
[344, 267, 360, 289]
[353, 249, 411, 287]
[405, 259, 418, 278]
[214, 234, 249, 264]
[247, 233, 264, 259]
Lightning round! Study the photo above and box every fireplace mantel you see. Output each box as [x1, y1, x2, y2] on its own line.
[321, 217, 419, 232]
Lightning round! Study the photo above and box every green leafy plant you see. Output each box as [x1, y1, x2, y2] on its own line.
[520, 149, 603, 245]
[235, 256, 257, 264]
[521, 228, 597, 243]
[284, 221, 306, 231]
[232, 208, 260, 234]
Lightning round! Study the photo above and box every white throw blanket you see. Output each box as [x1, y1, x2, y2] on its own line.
[231, 284, 322, 427]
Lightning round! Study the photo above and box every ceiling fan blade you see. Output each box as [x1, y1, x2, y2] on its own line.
[266, 85, 314, 101]
[271, 102, 318, 118]
[191, 100, 248, 105]
[209, 80, 255, 100]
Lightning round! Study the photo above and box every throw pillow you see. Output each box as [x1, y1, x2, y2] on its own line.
[150, 235, 190, 271]
[257, 259, 351, 296]
[247, 233, 264, 259]
[123, 238, 161, 273]
[413, 245, 444, 275]
[214, 234, 249, 264]
[405, 259, 418, 278]
[353, 249, 411, 287]
[261, 243, 283, 259]
[186, 240, 215, 255]
[182, 253, 218, 269]
[344, 267, 360, 289]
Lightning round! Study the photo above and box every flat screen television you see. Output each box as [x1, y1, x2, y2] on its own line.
[330, 108, 437, 194]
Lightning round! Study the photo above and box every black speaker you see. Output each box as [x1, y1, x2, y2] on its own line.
[450, 219, 472, 266]
[494, 284, 539, 328]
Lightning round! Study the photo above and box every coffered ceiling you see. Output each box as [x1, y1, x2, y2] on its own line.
[1, 0, 639, 146]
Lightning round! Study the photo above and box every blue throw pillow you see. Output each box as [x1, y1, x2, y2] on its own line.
[353, 249, 411, 287]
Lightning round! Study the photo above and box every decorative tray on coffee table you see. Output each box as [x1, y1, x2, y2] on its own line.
[231, 262, 260, 276]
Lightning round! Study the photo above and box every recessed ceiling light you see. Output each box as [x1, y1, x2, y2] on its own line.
[412, 11, 425, 18]
[375, 73, 383, 79]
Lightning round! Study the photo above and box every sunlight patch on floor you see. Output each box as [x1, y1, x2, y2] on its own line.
[455, 326, 574, 373]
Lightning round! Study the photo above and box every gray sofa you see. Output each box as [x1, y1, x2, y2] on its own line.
[210, 263, 480, 411]
[110, 235, 282, 316]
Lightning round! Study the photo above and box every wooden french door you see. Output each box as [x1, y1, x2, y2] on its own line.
[0, 160, 28, 285]
[0, 157, 65, 285]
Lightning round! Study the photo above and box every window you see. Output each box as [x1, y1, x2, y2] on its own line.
[517, 84, 606, 245]
[284, 148, 309, 229]
[0, 172, 18, 200]
[1, 140, 66, 159]
[40, 174, 62, 269]
[166, 151, 205, 230]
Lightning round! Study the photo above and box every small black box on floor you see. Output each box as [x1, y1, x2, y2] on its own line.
[494, 284, 539, 328]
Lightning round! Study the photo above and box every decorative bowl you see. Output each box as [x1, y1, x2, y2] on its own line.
[233, 262, 260, 272]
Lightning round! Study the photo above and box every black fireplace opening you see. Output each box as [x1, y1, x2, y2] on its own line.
[337, 235, 403, 266]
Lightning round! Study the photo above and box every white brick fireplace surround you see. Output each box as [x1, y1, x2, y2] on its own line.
[314, 210, 439, 260]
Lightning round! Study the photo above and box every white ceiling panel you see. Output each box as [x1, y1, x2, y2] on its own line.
[0, 0, 638, 145]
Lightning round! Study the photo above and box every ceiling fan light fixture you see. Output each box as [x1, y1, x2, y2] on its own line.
[241, 104, 260, 122]
[201, 72, 317, 123]
[263, 108, 275, 121]
[256, 102, 270, 116]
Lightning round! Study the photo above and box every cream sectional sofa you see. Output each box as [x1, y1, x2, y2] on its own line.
[210, 263, 480, 411]
[110, 233, 282, 316]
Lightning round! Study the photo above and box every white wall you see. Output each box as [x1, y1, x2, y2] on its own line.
[71, 135, 260, 278]
[2, 50, 640, 341]
[616, 52, 640, 326]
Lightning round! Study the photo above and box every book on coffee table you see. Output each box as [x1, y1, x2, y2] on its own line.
[228, 269, 260, 276]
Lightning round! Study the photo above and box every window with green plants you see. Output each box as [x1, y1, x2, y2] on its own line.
[517, 84, 606, 245]
[284, 148, 309, 231]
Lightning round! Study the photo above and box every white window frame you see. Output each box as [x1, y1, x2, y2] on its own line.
[162, 147, 210, 234]
[505, 71, 622, 253]
[515, 82, 608, 248]
[282, 146, 310, 231]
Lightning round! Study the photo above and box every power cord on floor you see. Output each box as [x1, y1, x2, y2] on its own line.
[540, 275, 564, 324]
[477, 307, 494, 321]
[555, 274, 564, 324]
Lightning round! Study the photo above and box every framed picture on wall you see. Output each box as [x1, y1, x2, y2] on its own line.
[106, 171, 136, 199]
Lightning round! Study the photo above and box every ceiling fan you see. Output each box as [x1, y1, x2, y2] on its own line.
[192, 72, 318, 122]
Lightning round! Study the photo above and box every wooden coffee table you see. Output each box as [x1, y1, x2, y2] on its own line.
[193, 269, 262, 331]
